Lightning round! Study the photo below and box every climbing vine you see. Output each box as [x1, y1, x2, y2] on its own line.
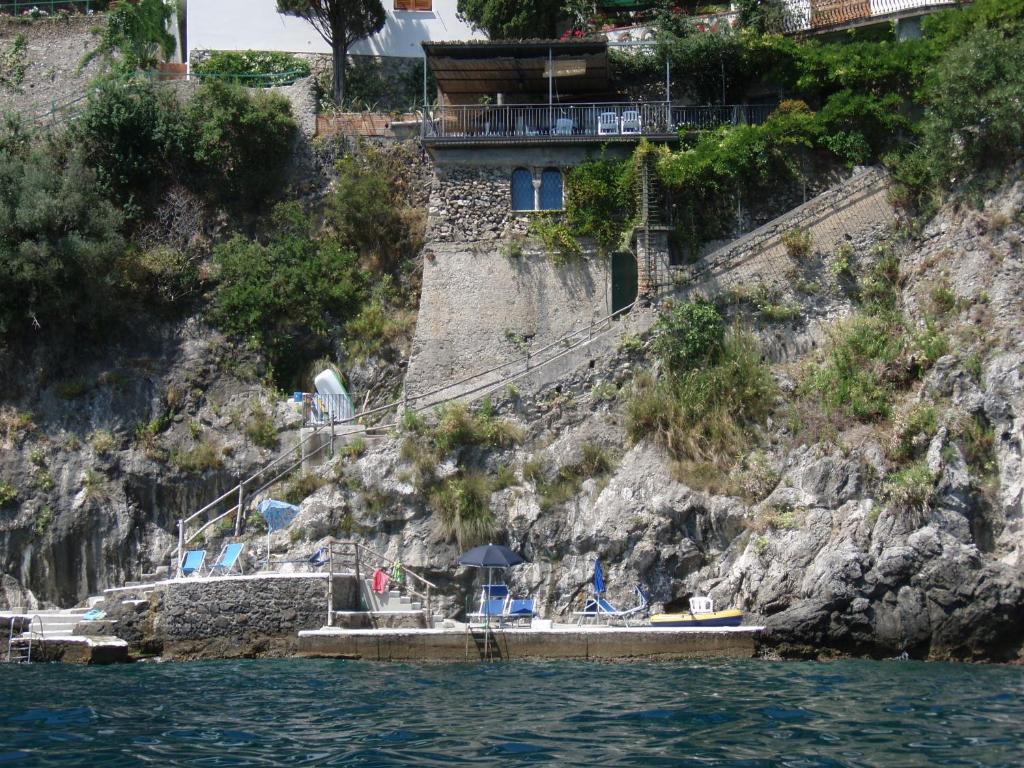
[0, 35, 27, 92]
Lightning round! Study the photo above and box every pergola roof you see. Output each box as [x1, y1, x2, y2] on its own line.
[422, 40, 612, 97]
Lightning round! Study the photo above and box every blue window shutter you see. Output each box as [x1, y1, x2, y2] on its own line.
[511, 168, 534, 211]
[539, 168, 563, 210]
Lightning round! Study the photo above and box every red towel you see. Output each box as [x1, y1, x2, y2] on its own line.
[372, 568, 390, 594]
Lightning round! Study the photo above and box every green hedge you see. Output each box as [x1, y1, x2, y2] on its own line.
[192, 50, 311, 86]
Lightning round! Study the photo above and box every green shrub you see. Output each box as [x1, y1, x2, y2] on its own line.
[29, 448, 45, 467]
[34, 469, 54, 493]
[889, 402, 939, 462]
[627, 329, 775, 465]
[806, 314, 902, 421]
[75, 78, 187, 209]
[33, 505, 55, 537]
[528, 215, 583, 266]
[430, 472, 496, 549]
[211, 203, 366, 388]
[781, 227, 813, 260]
[192, 50, 311, 85]
[0, 139, 126, 342]
[186, 81, 296, 208]
[171, 439, 223, 473]
[591, 382, 618, 402]
[83, 0, 176, 73]
[0, 481, 17, 507]
[884, 460, 937, 514]
[564, 155, 637, 251]
[342, 436, 366, 460]
[492, 465, 517, 492]
[244, 404, 279, 449]
[283, 473, 326, 505]
[652, 301, 726, 375]
[89, 430, 117, 456]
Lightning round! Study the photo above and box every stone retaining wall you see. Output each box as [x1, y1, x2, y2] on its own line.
[427, 166, 531, 242]
[155, 573, 357, 658]
[404, 242, 610, 400]
[679, 167, 895, 297]
[0, 15, 102, 119]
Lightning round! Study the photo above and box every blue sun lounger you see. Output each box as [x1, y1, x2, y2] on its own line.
[506, 598, 537, 627]
[208, 543, 245, 576]
[574, 586, 648, 627]
[467, 584, 510, 626]
[180, 549, 206, 577]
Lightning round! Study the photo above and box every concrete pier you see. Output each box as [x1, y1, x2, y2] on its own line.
[297, 625, 763, 662]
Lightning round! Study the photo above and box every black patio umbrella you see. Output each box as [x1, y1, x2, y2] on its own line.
[458, 544, 525, 569]
[458, 544, 527, 625]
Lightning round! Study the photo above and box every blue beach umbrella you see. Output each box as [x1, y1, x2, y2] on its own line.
[258, 499, 300, 567]
[593, 559, 605, 596]
[459, 544, 526, 624]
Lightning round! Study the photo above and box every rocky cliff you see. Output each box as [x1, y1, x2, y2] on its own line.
[279, 172, 1024, 662]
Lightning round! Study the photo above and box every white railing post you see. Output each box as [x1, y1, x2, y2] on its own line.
[234, 481, 245, 536]
[176, 520, 183, 577]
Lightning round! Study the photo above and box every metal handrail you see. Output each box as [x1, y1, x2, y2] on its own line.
[326, 539, 436, 625]
[178, 298, 642, 574]
[0, 0, 91, 12]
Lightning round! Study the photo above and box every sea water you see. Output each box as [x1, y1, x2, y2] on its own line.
[0, 658, 1022, 766]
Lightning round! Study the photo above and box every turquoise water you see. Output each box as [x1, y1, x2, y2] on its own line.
[0, 659, 1022, 766]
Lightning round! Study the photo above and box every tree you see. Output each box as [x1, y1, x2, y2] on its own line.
[83, 0, 177, 74]
[276, 0, 386, 106]
[456, 0, 562, 39]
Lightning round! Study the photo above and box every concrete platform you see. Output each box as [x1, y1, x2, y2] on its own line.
[7, 635, 129, 664]
[297, 624, 764, 662]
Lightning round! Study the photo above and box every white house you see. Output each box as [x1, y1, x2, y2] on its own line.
[185, 0, 485, 62]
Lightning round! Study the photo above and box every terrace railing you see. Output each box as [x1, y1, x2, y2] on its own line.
[0, 0, 92, 14]
[423, 101, 777, 141]
[781, 0, 961, 32]
[326, 540, 438, 625]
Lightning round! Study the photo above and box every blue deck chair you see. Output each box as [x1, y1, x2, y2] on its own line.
[506, 598, 537, 627]
[208, 543, 244, 576]
[180, 549, 206, 577]
[467, 584, 510, 625]
[574, 585, 648, 627]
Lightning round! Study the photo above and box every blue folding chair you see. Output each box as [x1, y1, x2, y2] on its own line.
[467, 584, 510, 626]
[208, 543, 245, 576]
[506, 598, 537, 627]
[180, 549, 206, 577]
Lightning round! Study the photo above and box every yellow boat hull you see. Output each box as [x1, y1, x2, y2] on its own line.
[649, 609, 744, 628]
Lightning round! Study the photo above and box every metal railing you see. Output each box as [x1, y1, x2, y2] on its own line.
[175, 298, 644, 578]
[174, 423, 344, 574]
[423, 101, 778, 140]
[424, 101, 672, 140]
[326, 539, 438, 625]
[142, 69, 310, 88]
[782, 0, 960, 32]
[0, 0, 91, 13]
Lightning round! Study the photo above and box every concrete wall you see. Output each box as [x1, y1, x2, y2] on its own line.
[155, 573, 356, 658]
[187, 0, 484, 61]
[406, 242, 611, 399]
[0, 15, 102, 118]
[678, 167, 896, 298]
[299, 627, 760, 661]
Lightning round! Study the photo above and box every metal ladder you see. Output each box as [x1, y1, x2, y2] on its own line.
[5, 615, 44, 664]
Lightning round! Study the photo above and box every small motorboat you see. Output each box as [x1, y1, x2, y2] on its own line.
[649, 596, 743, 628]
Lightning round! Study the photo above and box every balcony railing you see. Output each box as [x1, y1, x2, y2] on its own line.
[423, 102, 777, 141]
[782, 0, 961, 32]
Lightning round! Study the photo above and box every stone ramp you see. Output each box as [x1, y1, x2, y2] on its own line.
[676, 166, 895, 299]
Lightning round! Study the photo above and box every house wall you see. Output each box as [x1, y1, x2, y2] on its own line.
[186, 0, 484, 61]
[405, 145, 636, 400]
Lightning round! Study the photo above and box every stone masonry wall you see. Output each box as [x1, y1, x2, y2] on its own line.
[0, 15, 102, 118]
[405, 241, 610, 400]
[678, 167, 896, 298]
[427, 165, 531, 242]
[157, 573, 357, 646]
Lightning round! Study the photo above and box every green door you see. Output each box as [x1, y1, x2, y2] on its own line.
[611, 251, 638, 316]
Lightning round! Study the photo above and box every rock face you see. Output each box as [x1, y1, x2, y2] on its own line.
[275, 173, 1024, 662]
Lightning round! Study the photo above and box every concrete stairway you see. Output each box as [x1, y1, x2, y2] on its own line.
[362, 580, 421, 612]
[6, 608, 90, 639]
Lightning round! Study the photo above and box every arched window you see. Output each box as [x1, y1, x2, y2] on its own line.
[511, 168, 534, 211]
[539, 168, 563, 211]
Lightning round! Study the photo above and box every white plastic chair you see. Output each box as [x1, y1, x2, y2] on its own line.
[689, 596, 714, 614]
[554, 117, 574, 135]
[597, 111, 619, 135]
[621, 109, 642, 134]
